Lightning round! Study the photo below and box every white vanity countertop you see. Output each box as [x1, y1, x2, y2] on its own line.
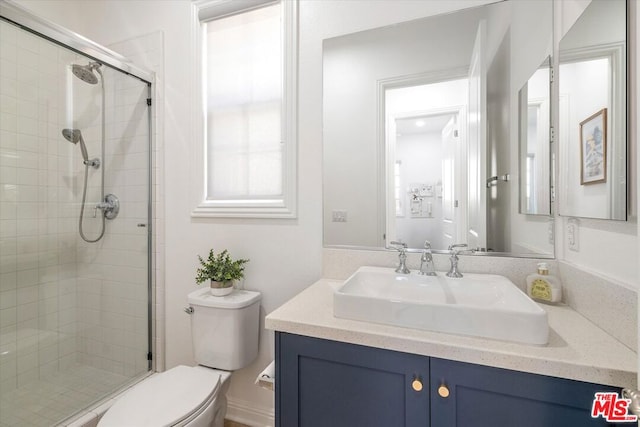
[265, 279, 637, 388]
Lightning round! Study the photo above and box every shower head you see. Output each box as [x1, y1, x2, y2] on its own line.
[71, 62, 101, 85]
[62, 128, 89, 163]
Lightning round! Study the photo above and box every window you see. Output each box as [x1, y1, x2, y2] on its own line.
[192, 0, 297, 218]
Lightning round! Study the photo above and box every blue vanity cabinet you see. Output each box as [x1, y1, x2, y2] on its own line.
[276, 332, 625, 427]
[430, 357, 625, 427]
[276, 332, 430, 427]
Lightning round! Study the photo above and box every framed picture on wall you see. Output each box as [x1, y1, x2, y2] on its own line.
[579, 108, 607, 185]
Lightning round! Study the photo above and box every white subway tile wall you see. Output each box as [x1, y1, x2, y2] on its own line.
[0, 19, 153, 427]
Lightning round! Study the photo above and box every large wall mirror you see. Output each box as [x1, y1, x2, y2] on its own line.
[558, 0, 627, 221]
[323, 0, 554, 257]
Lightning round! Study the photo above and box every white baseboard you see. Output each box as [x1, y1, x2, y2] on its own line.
[226, 397, 275, 427]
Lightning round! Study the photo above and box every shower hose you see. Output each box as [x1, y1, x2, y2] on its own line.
[78, 162, 106, 243]
[78, 67, 106, 243]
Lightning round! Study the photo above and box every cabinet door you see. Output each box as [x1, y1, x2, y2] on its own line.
[276, 332, 429, 427]
[431, 357, 625, 427]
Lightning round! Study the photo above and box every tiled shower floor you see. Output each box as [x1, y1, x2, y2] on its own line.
[0, 364, 130, 427]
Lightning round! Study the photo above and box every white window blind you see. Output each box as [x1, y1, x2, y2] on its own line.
[192, 0, 297, 218]
[205, 3, 282, 199]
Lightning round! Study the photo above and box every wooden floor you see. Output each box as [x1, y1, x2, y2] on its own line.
[224, 420, 250, 427]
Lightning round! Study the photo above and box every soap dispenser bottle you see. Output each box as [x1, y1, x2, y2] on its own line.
[526, 262, 562, 303]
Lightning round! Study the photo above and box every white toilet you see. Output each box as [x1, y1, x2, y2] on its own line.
[98, 288, 262, 427]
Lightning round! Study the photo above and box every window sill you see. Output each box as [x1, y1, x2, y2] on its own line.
[191, 200, 296, 219]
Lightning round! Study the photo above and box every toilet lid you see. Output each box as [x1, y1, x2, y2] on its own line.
[188, 287, 261, 309]
[99, 366, 221, 427]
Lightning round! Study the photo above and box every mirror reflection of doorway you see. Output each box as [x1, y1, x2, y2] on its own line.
[384, 78, 467, 249]
[394, 113, 457, 249]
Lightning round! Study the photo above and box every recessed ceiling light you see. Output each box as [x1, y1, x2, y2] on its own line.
[415, 120, 425, 127]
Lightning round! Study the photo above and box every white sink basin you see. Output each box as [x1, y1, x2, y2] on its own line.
[333, 266, 548, 345]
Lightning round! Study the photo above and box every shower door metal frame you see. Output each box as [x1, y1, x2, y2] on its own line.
[145, 84, 154, 370]
[0, 0, 155, 369]
[0, 0, 153, 84]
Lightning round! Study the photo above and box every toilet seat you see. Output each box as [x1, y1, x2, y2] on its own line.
[99, 365, 223, 427]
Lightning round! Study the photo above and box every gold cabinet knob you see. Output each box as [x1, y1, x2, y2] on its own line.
[411, 378, 423, 392]
[438, 384, 450, 398]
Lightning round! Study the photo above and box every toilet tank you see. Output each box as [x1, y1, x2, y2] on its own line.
[187, 288, 262, 371]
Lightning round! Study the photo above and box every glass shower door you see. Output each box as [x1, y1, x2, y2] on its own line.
[0, 16, 151, 426]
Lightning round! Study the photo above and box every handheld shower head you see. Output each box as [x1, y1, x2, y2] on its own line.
[71, 62, 101, 85]
[61, 128, 80, 143]
[62, 128, 89, 163]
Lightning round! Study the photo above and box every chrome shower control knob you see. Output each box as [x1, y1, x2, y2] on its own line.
[100, 194, 120, 220]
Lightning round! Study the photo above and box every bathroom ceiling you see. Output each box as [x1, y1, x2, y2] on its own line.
[396, 113, 454, 136]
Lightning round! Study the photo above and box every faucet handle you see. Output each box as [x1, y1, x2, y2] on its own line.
[446, 243, 467, 278]
[390, 241, 410, 274]
[390, 241, 407, 251]
[448, 243, 468, 252]
[424, 240, 432, 250]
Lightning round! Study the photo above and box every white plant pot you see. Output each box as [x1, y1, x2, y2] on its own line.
[210, 280, 234, 296]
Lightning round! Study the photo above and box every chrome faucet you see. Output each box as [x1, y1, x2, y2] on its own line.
[390, 241, 410, 274]
[446, 243, 468, 278]
[419, 240, 436, 276]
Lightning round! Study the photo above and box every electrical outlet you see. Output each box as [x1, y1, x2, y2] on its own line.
[567, 219, 579, 251]
[332, 210, 347, 222]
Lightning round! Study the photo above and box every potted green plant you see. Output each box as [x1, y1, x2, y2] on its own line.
[196, 249, 249, 296]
